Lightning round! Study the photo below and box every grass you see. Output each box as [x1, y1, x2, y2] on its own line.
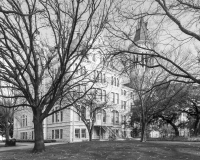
[1, 140, 200, 160]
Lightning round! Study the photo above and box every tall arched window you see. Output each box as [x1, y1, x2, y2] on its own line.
[21, 115, 27, 127]
[102, 110, 106, 123]
[115, 111, 119, 124]
[112, 110, 119, 124]
[112, 111, 115, 124]
[81, 106, 86, 119]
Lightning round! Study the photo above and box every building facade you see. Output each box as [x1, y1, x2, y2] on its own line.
[13, 70, 133, 142]
[13, 35, 134, 142]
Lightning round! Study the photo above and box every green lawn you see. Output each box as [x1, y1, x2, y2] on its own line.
[1, 140, 200, 160]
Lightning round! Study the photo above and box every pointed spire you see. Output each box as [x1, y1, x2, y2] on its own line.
[133, 17, 148, 42]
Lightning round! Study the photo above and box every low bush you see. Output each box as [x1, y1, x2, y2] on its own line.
[5, 139, 16, 146]
[148, 136, 200, 142]
[15, 139, 56, 143]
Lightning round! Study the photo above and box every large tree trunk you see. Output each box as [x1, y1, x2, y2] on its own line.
[169, 122, 179, 137]
[140, 121, 147, 142]
[87, 124, 93, 141]
[5, 117, 10, 146]
[89, 129, 93, 141]
[193, 117, 200, 136]
[32, 113, 45, 153]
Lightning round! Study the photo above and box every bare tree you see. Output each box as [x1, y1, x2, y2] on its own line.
[106, 0, 200, 85]
[121, 64, 186, 142]
[72, 88, 110, 141]
[0, 0, 113, 152]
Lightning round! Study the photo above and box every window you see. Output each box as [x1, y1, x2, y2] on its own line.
[21, 132, 27, 140]
[60, 129, 63, 139]
[32, 131, 34, 140]
[124, 101, 126, 110]
[21, 115, 27, 127]
[121, 101, 127, 110]
[111, 76, 114, 85]
[112, 111, 114, 124]
[81, 106, 86, 119]
[121, 100, 123, 109]
[121, 115, 124, 123]
[55, 129, 59, 139]
[55, 109, 59, 122]
[98, 89, 102, 101]
[75, 129, 80, 138]
[81, 129, 86, 138]
[114, 77, 116, 86]
[103, 90, 106, 102]
[115, 111, 119, 124]
[116, 93, 119, 104]
[103, 74, 106, 83]
[25, 116, 27, 126]
[111, 76, 118, 86]
[52, 130, 54, 139]
[102, 110, 106, 123]
[111, 92, 115, 103]
[124, 90, 126, 96]
[117, 78, 119, 87]
[131, 103, 134, 110]
[52, 109, 54, 123]
[25, 132, 27, 139]
[99, 72, 102, 82]
[121, 89, 123, 95]
[60, 110, 63, 122]
[52, 108, 63, 123]
[52, 129, 63, 139]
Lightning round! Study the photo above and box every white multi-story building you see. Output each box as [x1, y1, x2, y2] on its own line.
[13, 70, 133, 142]
[13, 33, 135, 142]
[13, 17, 154, 143]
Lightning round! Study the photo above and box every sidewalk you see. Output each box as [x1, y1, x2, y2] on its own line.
[0, 142, 66, 152]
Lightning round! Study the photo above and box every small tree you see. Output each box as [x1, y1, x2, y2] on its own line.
[123, 65, 187, 141]
[73, 88, 110, 141]
[0, 107, 15, 145]
[180, 85, 200, 136]
[0, 87, 18, 146]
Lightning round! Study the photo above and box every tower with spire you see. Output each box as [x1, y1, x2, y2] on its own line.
[134, 18, 148, 43]
[128, 17, 154, 73]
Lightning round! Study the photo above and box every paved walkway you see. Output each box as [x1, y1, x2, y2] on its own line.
[0, 142, 66, 152]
